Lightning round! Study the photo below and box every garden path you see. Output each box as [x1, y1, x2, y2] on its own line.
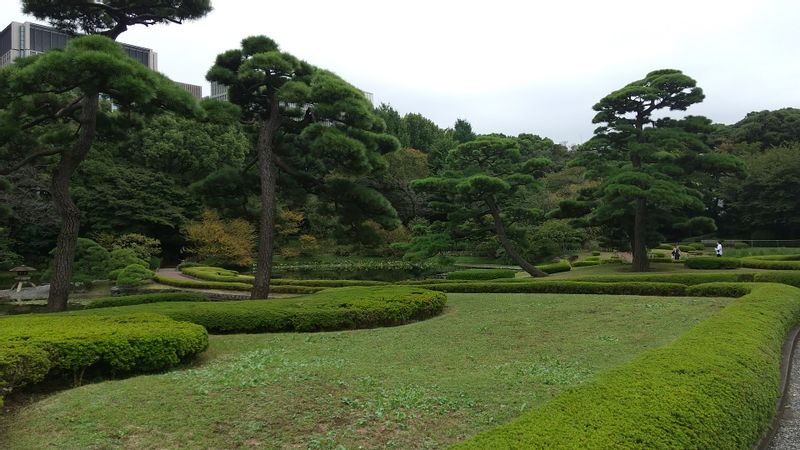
[769, 336, 800, 449]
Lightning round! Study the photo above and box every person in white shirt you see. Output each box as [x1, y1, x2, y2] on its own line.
[715, 241, 723, 257]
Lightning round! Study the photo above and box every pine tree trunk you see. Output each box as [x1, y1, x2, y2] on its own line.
[47, 93, 99, 312]
[631, 198, 649, 272]
[486, 197, 548, 277]
[251, 113, 280, 300]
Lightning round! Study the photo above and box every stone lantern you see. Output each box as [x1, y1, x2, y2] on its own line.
[9, 266, 36, 292]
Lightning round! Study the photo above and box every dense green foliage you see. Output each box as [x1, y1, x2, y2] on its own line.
[116, 263, 155, 286]
[685, 256, 742, 269]
[454, 283, 797, 448]
[0, 313, 208, 407]
[413, 281, 710, 297]
[447, 269, 517, 280]
[536, 260, 572, 274]
[152, 274, 322, 294]
[76, 286, 447, 333]
[85, 292, 209, 309]
[741, 254, 800, 270]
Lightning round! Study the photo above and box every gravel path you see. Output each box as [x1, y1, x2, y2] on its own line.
[769, 336, 800, 449]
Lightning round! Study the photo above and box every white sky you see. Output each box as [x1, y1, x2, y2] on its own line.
[3, 0, 799, 144]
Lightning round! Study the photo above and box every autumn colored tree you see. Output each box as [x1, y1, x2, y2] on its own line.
[185, 210, 255, 269]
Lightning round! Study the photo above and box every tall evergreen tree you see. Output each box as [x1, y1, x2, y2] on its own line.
[207, 36, 399, 299]
[0, 36, 198, 311]
[573, 69, 739, 271]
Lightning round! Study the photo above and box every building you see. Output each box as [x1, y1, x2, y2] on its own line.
[175, 81, 203, 101]
[0, 21, 158, 70]
[209, 81, 228, 102]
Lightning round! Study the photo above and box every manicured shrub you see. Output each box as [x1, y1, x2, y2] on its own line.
[85, 292, 209, 309]
[657, 243, 673, 250]
[572, 260, 601, 267]
[689, 242, 705, 251]
[536, 260, 571, 274]
[0, 313, 208, 406]
[412, 281, 691, 296]
[453, 283, 798, 449]
[753, 271, 800, 287]
[271, 279, 388, 287]
[685, 282, 750, 298]
[447, 269, 516, 280]
[591, 251, 601, 256]
[741, 255, 800, 270]
[685, 257, 741, 269]
[584, 256, 601, 261]
[76, 286, 447, 334]
[108, 248, 148, 279]
[153, 274, 323, 294]
[116, 264, 154, 287]
[571, 272, 754, 285]
[182, 266, 392, 287]
[679, 245, 692, 252]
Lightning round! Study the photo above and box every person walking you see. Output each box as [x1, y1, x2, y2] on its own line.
[671, 244, 681, 261]
[715, 241, 723, 257]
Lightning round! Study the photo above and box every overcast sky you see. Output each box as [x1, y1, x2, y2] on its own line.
[3, 0, 799, 144]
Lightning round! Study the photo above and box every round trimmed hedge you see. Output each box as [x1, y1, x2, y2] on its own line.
[76, 286, 447, 334]
[0, 313, 208, 407]
[685, 256, 741, 270]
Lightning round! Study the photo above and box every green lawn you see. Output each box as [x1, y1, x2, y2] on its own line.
[1, 293, 730, 449]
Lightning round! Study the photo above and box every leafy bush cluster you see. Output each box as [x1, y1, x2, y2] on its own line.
[685, 256, 742, 269]
[272, 259, 437, 281]
[741, 255, 800, 270]
[0, 314, 208, 407]
[572, 260, 600, 267]
[454, 283, 797, 449]
[447, 269, 516, 280]
[74, 286, 447, 334]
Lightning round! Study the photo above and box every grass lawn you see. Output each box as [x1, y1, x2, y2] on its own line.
[1, 292, 730, 449]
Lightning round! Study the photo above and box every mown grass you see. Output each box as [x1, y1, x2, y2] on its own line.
[1, 293, 730, 449]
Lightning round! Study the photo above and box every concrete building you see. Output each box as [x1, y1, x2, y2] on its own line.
[0, 21, 158, 70]
[209, 81, 229, 102]
[175, 81, 203, 101]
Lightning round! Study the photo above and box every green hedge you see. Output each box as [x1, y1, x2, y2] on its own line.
[447, 269, 517, 280]
[0, 314, 208, 407]
[413, 281, 697, 296]
[685, 257, 742, 269]
[742, 255, 800, 270]
[685, 282, 752, 298]
[573, 260, 601, 267]
[181, 266, 390, 287]
[454, 283, 798, 448]
[75, 286, 447, 334]
[570, 272, 754, 285]
[536, 260, 572, 274]
[753, 271, 800, 288]
[85, 292, 209, 309]
[153, 274, 322, 294]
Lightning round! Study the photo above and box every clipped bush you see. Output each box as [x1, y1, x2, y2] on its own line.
[591, 251, 601, 256]
[76, 286, 447, 334]
[116, 264, 154, 287]
[412, 281, 691, 297]
[584, 256, 601, 261]
[0, 313, 208, 406]
[571, 272, 754, 285]
[536, 260, 571, 274]
[741, 255, 800, 270]
[685, 257, 741, 270]
[753, 271, 800, 288]
[85, 292, 208, 309]
[572, 260, 601, 267]
[685, 282, 751, 298]
[447, 269, 516, 280]
[108, 248, 148, 279]
[153, 274, 322, 294]
[679, 245, 692, 252]
[182, 266, 390, 288]
[454, 283, 798, 449]
[688, 242, 705, 251]
[657, 243, 673, 250]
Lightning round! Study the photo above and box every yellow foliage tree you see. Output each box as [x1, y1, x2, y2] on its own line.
[185, 210, 255, 268]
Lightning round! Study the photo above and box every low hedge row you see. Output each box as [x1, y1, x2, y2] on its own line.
[85, 292, 209, 309]
[447, 269, 517, 280]
[0, 314, 208, 407]
[572, 260, 601, 267]
[753, 271, 800, 288]
[410, 280, 742, 297]
[153, 274, 323, 294]
[570, 272, 754, 285]
[181, 266, 390, 287]
[454, 283, 798, 448]
[685, 256, 742, 269]
[537, 260, 572, 274]
[76, 286, 447, 334]
[742, 255, 800, 270]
